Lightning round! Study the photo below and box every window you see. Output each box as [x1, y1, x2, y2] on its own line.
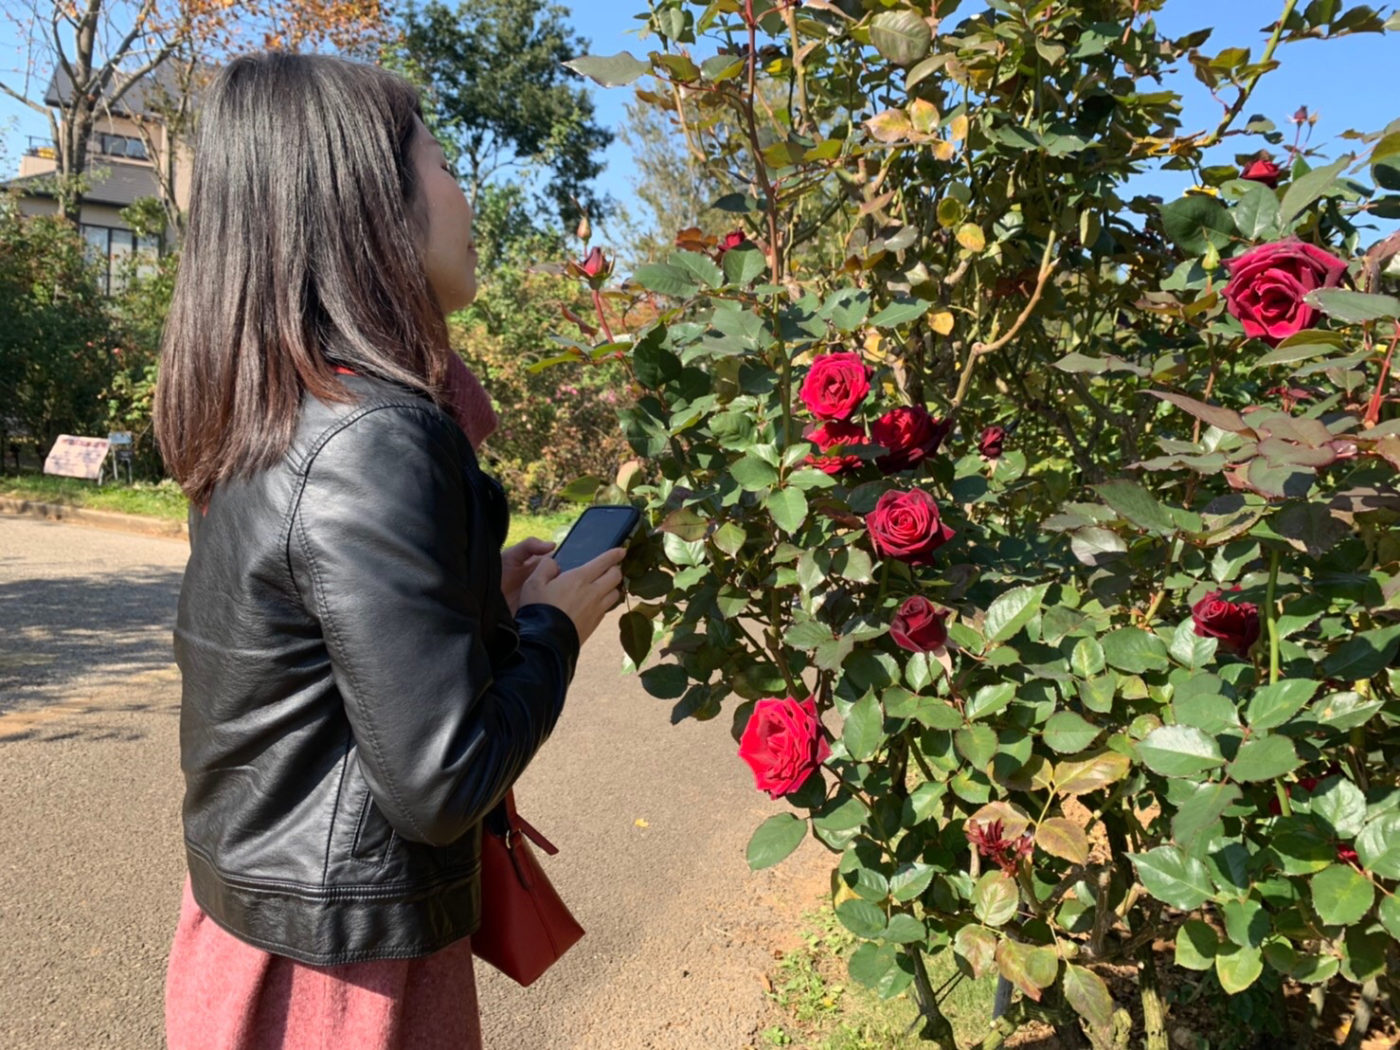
[80, 224, 161, 294]
[91, 133, 148, 161]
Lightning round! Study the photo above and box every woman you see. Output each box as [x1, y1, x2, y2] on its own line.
[154, 52, 624, 1049]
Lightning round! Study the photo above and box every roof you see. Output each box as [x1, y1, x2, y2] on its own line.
[3, 160, 159, 208]
[43, 61, 209, 119]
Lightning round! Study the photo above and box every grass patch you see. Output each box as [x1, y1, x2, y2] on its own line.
[759, 907, 1001, 1050]
[0, 472, 190, 520]
[1, 470, 580, 549]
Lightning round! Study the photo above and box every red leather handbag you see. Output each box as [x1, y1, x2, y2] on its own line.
[472, 791, 584, 987]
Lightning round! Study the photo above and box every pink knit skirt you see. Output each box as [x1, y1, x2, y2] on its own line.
[165, 878, 483, 1050]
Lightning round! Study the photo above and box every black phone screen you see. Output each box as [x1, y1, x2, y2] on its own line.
[553, 506, 641, 572]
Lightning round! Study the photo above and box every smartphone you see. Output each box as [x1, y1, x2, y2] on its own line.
[552, 505, 642, 573]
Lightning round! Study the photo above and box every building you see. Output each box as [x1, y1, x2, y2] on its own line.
[3, 64, 196, 293]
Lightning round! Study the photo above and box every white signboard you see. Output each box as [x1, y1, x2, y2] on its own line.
[43, 435, 111, 481]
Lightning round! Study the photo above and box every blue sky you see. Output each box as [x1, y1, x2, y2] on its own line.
[3, 2, 1394, 215]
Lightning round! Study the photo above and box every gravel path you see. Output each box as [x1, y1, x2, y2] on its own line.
[0, 514, 829, 1050]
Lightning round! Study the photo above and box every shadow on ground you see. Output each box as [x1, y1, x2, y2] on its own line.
[0, 568, 183, 713]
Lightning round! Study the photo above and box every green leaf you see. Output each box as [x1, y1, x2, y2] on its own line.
[1228, 735, 1299, 782]
[1070, 636, 1106, 677]
[1131, 846, 1214, 910]
[1044, 711, 1102, 755]
[836, 897, 888, 938]
[1171, 781, 1242, 854]
[844, 693, 885, 761]
[1036, 818, 1089, 865]
[1175, 919, 1219, 970]
[1246, 679, 1320, 730]
[1310, 863, 1374, 925]
[1321, 625, 1400, 680]
[1169, 620, 1218, 669]
[890, 863, 935, 903]
[639, 664, 688, 700]
[619, 610, 653, 666]
[869, 297, 934, 328]
[1272, 814, 1339, 874]
[1379, 895, 1400, 940]
[1356, 813, 1400, 878]
[632, 261, 700, 298]
[984, 584, 1049, 645]
[973, 872, 1020, 927]
[670, 250, 724, 290]
[1150, 390, 1249, 434]
[1278, 156, 1349, 226]
[1231, 181, 1281, 240]
[848, 941, 893, 988]
[731, 453, 779, 491]
[1138, 725, 1226, 778]
[564, 51, 651, 86]
[955, 725, 998, 767]
[1274, 502, 1351, 558]
[766, 487, 809, 534]
[1095, 479, 1176, 535]
[1310, 778, 1367, 838]
[1221, 898, 1269, 949]
[953, 924, 999, 979]
[1171, 673, 1237, 734]
[721, 246, 765, 286]
[1160, 193, 1233, 253]
[1063, 964, 1115, 1033]
[746, 813, 807, 870]
[1316, 690, 1385, 731]
[996, 939, 1059, 1001]
[966, 682, 1015, 721]
[869, 9, 932, 65]
[883, 914, 926, 944]
[1054, 750, 1132, 796]
[1101, 627, 1169, 673]
[1215, 944, 1264, 994]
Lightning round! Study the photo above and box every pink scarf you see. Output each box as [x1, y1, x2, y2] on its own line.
[442, 355, 499, 452]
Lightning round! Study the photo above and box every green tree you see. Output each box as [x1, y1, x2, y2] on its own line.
[0, 197, 116, 456]
[394, 0, 612, 241]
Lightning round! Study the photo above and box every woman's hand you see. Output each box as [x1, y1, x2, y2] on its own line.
[501, 537, 556, 615]
[519, 547, 626, 647]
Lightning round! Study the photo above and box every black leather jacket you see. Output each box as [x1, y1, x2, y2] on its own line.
[174, 375, 579, 965]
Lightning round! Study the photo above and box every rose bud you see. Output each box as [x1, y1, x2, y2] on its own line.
[799, 352, 870, 422]
[979, 425, 1006, 459]
[1240, 156, 1282, 188]
[804, 420, 867, 476]
[890, 596, 949, 652]
[1223, 240, 1348, 346]
[871, 405, 949, 474]
[568, 246, 613, 288]
[866, 488, 955, 566]
[715, 229, 750, 259]
[737, 696, 830, 799]
[1191, 587, 1261, 655]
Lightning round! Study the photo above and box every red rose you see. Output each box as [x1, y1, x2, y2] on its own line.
[891, 596, 948, 652]
[568, 246, 613, 288]
[866, 488, 955, 566]
[979, 425, 1006, 459]
[737, 696, 830, 799]
[715, 229, 750, 259]
[799, 353, 870, 421]
[870, 406, 949, 473]
[1191, 588, 1261, 655]
[804, 420, 866, 476]
[1223, 240, 1348, 346]
[1240, 157, 1282, 188]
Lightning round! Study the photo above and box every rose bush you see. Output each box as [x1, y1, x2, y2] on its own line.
[559, 2, 1400, 1046]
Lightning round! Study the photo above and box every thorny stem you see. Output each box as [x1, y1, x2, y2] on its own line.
[951, 234, 1059, 414]
[1197, 0, 1300, 149]
[1266, 546, 1281, 685]
[590, 288, 615, 343]
[1363, 323, 1398, 427]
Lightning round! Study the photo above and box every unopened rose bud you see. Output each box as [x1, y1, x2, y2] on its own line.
[576, 213, 592, 243]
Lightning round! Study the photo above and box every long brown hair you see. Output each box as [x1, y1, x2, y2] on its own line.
[154, 52, 451, 506]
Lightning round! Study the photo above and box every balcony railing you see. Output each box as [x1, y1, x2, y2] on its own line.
[24, 133, 149, 162]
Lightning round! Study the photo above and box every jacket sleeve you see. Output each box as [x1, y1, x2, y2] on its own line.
[289, 402, 580, 847]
